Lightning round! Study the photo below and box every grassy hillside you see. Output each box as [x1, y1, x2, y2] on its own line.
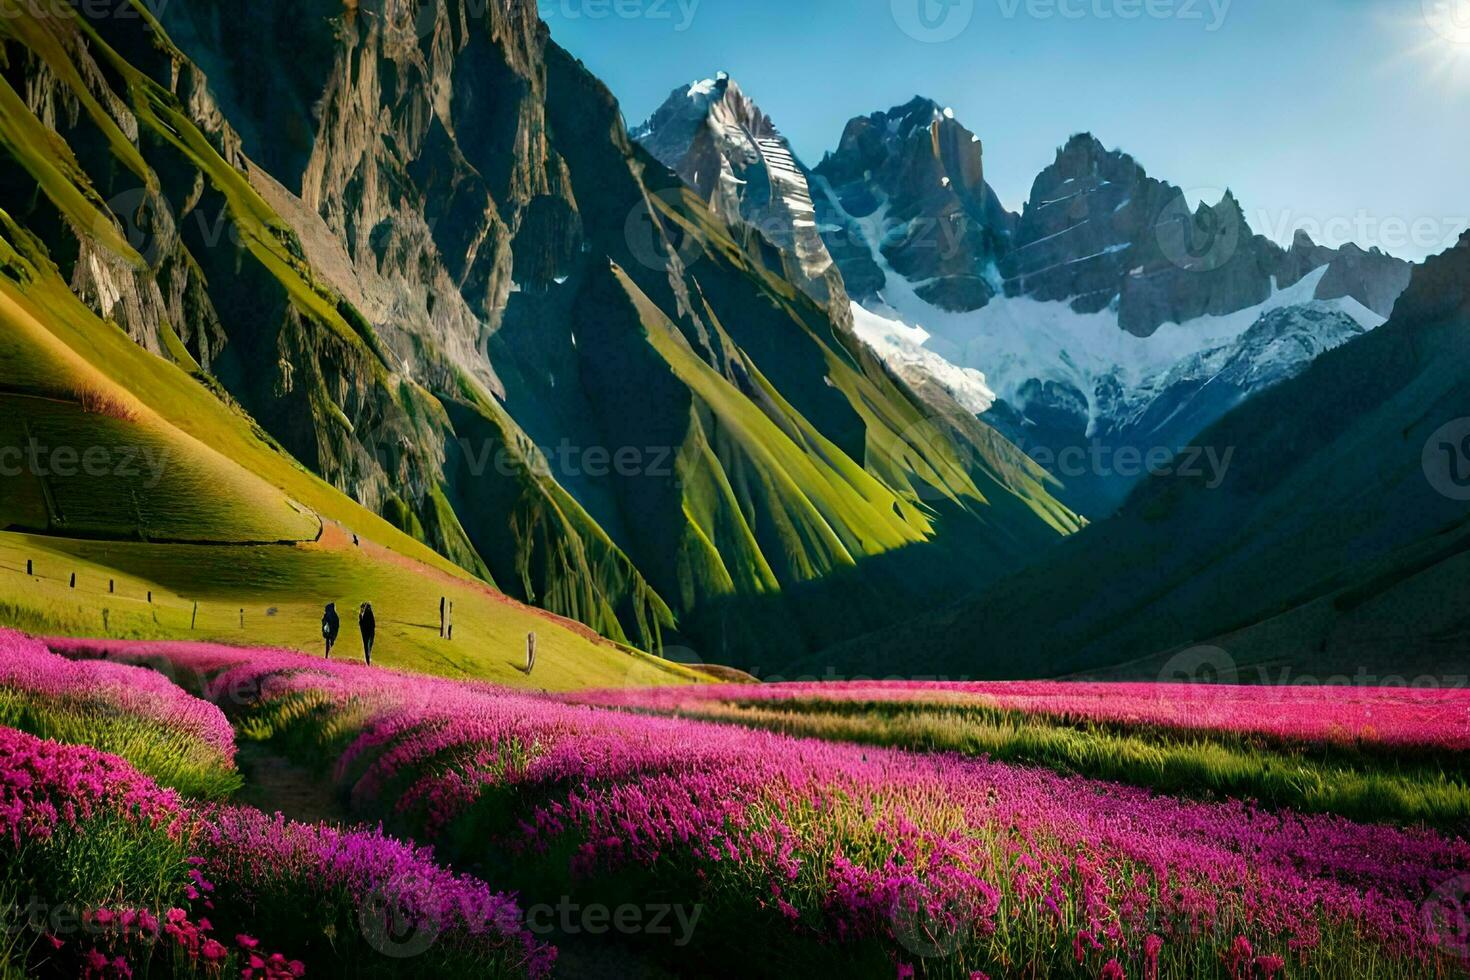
[0, 200, 700, 690]
[0, 0, 1082, 671]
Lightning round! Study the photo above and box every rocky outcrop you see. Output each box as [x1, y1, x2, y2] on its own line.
[806, 115, 1415, 517]
[1003, 134, 1412, 337]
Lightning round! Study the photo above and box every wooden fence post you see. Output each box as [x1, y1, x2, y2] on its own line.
[191, 602, 198, 630]
[25, 560, 32, 576]
[69, 573, 76, 588]
[439, 597, 447, 639]
[109, 579, 115, 594]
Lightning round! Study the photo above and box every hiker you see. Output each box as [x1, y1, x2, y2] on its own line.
[359, 602, 376, 666]
[321, 603, 340, 659]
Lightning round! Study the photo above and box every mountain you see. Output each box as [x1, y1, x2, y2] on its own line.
[817, 231, 1470, 682]
[632, 72, 849, 325]
[0, 1, 1079, 670]
[809, 118, 1414, 517]
[633, 82, 1006, 422]
[999, 134, 1409, 333]
[813, 96, 1017, 313]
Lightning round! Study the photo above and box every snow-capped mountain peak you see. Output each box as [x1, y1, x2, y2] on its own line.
[632, 73, 843, 319]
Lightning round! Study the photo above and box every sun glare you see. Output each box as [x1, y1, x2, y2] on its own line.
[1416, 0, 1470, 83]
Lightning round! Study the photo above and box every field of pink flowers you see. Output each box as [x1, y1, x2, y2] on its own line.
[568, 681, 1470, 753]
[1, 628, 554, 979]
[0, 629, 239, 797]
[37, 635, 1470, 978]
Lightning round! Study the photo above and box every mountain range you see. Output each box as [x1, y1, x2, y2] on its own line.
[825, 228, 1470, 682]
[1, 5, 1462, 681]
[634, 80, 1414, 518]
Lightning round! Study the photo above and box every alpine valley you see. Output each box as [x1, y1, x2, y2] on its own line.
[634, 77, 1414, 519]
[3, 6, 1470, 980]
[0, 0, 1079, 675]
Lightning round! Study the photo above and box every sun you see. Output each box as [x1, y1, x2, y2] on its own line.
[1423, 0, 1470, 45]
[1405, 0, 1470, 89]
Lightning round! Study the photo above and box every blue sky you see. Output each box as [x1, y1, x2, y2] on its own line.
[546, 0, 1470, 261]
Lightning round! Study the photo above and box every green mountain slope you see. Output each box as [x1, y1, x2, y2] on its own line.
[0, 196, 702, 688]
[0, 0, 1079, 669]
[822, 233, 1470, 681]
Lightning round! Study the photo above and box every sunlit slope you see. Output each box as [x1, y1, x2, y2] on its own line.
[0, 0, 688, 651]
[0, 216, 698, 689]
[0, 532, 701, 690]
[0, 235, 317, 543]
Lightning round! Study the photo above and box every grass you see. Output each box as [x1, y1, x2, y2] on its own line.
[0, 815, 193, 972]
[0, 531, 704, 691]
[0, 395, 318, 543]
[633, 697, 1470, 831]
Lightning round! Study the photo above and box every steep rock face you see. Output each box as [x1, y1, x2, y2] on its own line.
[633, 73, 848, 324]
[0, 0, 1080, 667]
[0, 3, 492, 573]
[813, 98, 1016, 314]
[825, 232, 1470, 681]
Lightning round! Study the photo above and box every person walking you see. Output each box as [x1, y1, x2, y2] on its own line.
[359, 602, 376, 666]
[321, 603, 340, 659]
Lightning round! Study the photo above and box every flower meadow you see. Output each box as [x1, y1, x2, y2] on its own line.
[568, 681, 1470, 754]
[562, 681, 1470, 830]
[0, 724, 552, 978]
[1, 631, 554, 979]
[41, 636, 1470, 978]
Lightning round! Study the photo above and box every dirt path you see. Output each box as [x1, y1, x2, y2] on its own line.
[233, 742, 351, 826]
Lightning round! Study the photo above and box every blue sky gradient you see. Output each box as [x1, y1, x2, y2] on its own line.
[547, 0, 1470, 261]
